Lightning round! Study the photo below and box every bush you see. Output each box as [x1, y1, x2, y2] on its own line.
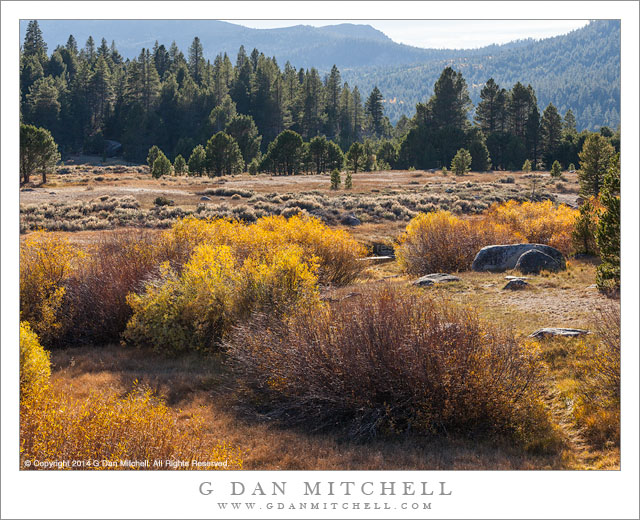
[228, 285, 553, 444]
[20, 230, 83, 346]
[20, 321, 50, 401]
[158, 215, 366, 286]
[124, 243, 319, 354]
[62, 230, 162, 345]
[499, 176, 515, 184]
[484, 200, 578, 255]
[21, 384, 242, 470]
[154, 196, 174, 206]
[396, 210, 513, 274]
[573, 306, 620, 448]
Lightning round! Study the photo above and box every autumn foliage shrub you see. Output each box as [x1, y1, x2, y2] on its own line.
[62, 230, 162, 345]
[228, 285, 554, 445]
[573, 306, 620, 448]
[396, 210, 514, 274]
[20, 230, 83, 346]
[158, 215, 366, 285]
[20, 385, 242, 470]
[124, 242, 320, 354]
[484, 200, 578, 254]
[397, 201, 578, 275]
[19, 322, 50, 401]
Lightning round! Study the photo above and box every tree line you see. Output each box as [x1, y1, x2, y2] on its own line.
[20, 20, 619, 177]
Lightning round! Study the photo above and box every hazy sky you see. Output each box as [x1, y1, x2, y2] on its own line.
[228, 20, 590, 49]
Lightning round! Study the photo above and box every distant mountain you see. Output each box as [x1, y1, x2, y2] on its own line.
[21, 19, 620, 130]
[341, 20, 620, 131]
[22, 19, 454, 69]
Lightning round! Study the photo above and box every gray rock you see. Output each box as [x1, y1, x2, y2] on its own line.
[413, 273, 461, 287]
[503, 279, 529, 290]
[200, 196, 212, 201]
[505, 275, 529, 280]
[340, 214, 361, 226]
[529, 328, 590, 339]
[515, 249, 562, 274]
[472, 243, 565, 272]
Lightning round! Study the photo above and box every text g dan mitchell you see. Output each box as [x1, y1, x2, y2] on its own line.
[199, 481, 452, 497]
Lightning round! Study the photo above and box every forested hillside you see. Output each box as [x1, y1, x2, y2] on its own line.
[343, 20, 620, 130]
[20, 19, 619, 172]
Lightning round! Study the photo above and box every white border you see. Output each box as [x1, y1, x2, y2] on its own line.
[2, 2, 638, 519]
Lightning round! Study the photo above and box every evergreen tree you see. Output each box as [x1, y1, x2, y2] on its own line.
[309, 135, 328, 174]
[25, 76, 61, 133]
[330, 168, 341, 189]
[595, 154, 620, 292]
[224, 113, 261, 164]
[147, 145, 161, 168]
[344, 169, 352, 189]
[451, 148, 472, 175]
[365, 86, 385, 137]
[572, 199, 599, 255]
[326, 140, 344, 171]
[541, 103, 563, 166]
[20, 123, 60, 184]
[173, 154, 186, 174]
[550, 160, 562, 177]
[578, 133, 614, 196]
[188, 144, 206, 176]
[205, 132, 244, 176]
[188, 36, 205, 85]
[475, 78, 506, 134]
[324, 65, 342, 139]
[346, 141, 364, 173]
[23, 20, 48, 64]
[563, 109, 577, 134]
[152, 151, 172, 178]
[522, 159, 532, 173]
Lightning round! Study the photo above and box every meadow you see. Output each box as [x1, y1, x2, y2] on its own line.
[19, 162, 619, 470]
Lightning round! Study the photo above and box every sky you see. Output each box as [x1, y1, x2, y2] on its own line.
[227, 20, 590, 49]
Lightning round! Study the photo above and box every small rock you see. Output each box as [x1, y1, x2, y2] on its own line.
[587, 284, 597, 289]
[340, 214, 361, 226]
[49, 191, 56, 195]
[21, 188, 34, 192]
[200, 196, 212, 201]
[503, 279, 529, 290]
[515, 250, 562, 274]
[505, 275, 529, 280]
[529, 328, 590, 339]
[413, 273, 461, 287]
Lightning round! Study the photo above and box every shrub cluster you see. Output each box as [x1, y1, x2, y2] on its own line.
[397, 210, 514, 274]
[228, 285, 553, 445]
[397, 201, 578, 275]
[573, 307, 620, 448]
[124, 243, 319, 354]
[19, 321, 241, 470]
[20, 231, 83, 345]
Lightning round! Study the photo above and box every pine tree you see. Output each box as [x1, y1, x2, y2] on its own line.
[23, 20, 48, 64]
[344, 169, 352, 189]
[522, 159, 532, 173]
[147, 145, 161, 168]
[550, 160, 562, 177]
[541, 103, 563, 166]
[365, 86, 385, 137]
[578, 133, 614, 196]
[346, 142, 364, 173]
[330, 168, 341, 190]
[205, 132, 244, 176]
[572, 198, 599, 255]
[20, 123, 60, 184]
[451, 148, 472, 175]
[152, 151, 172, 178]
[595, 154, 620, 292]
[188, 144, 206, 176]
[173, 154, 186, 175]
[188, 37, 205, 85]
[475, 78, 506, 134]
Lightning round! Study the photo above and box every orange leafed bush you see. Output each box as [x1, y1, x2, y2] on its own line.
[484, 200, 578, 255]
[19, 322, 50, 402]
[397, 201, 579, 275]
[396, 210, 514, 274]
[228, 284, 556, 447]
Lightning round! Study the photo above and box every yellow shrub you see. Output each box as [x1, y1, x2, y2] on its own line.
[396, 211, 513, 274]
[125, 243, 320, 354]
[19, 321, 50, 401]
[20, 230, 83, 345]
[484, 200, 578, 255]
[159, 215, 366, 286]
[398, 202, 579, 275]
[21, 385, 242, 470]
